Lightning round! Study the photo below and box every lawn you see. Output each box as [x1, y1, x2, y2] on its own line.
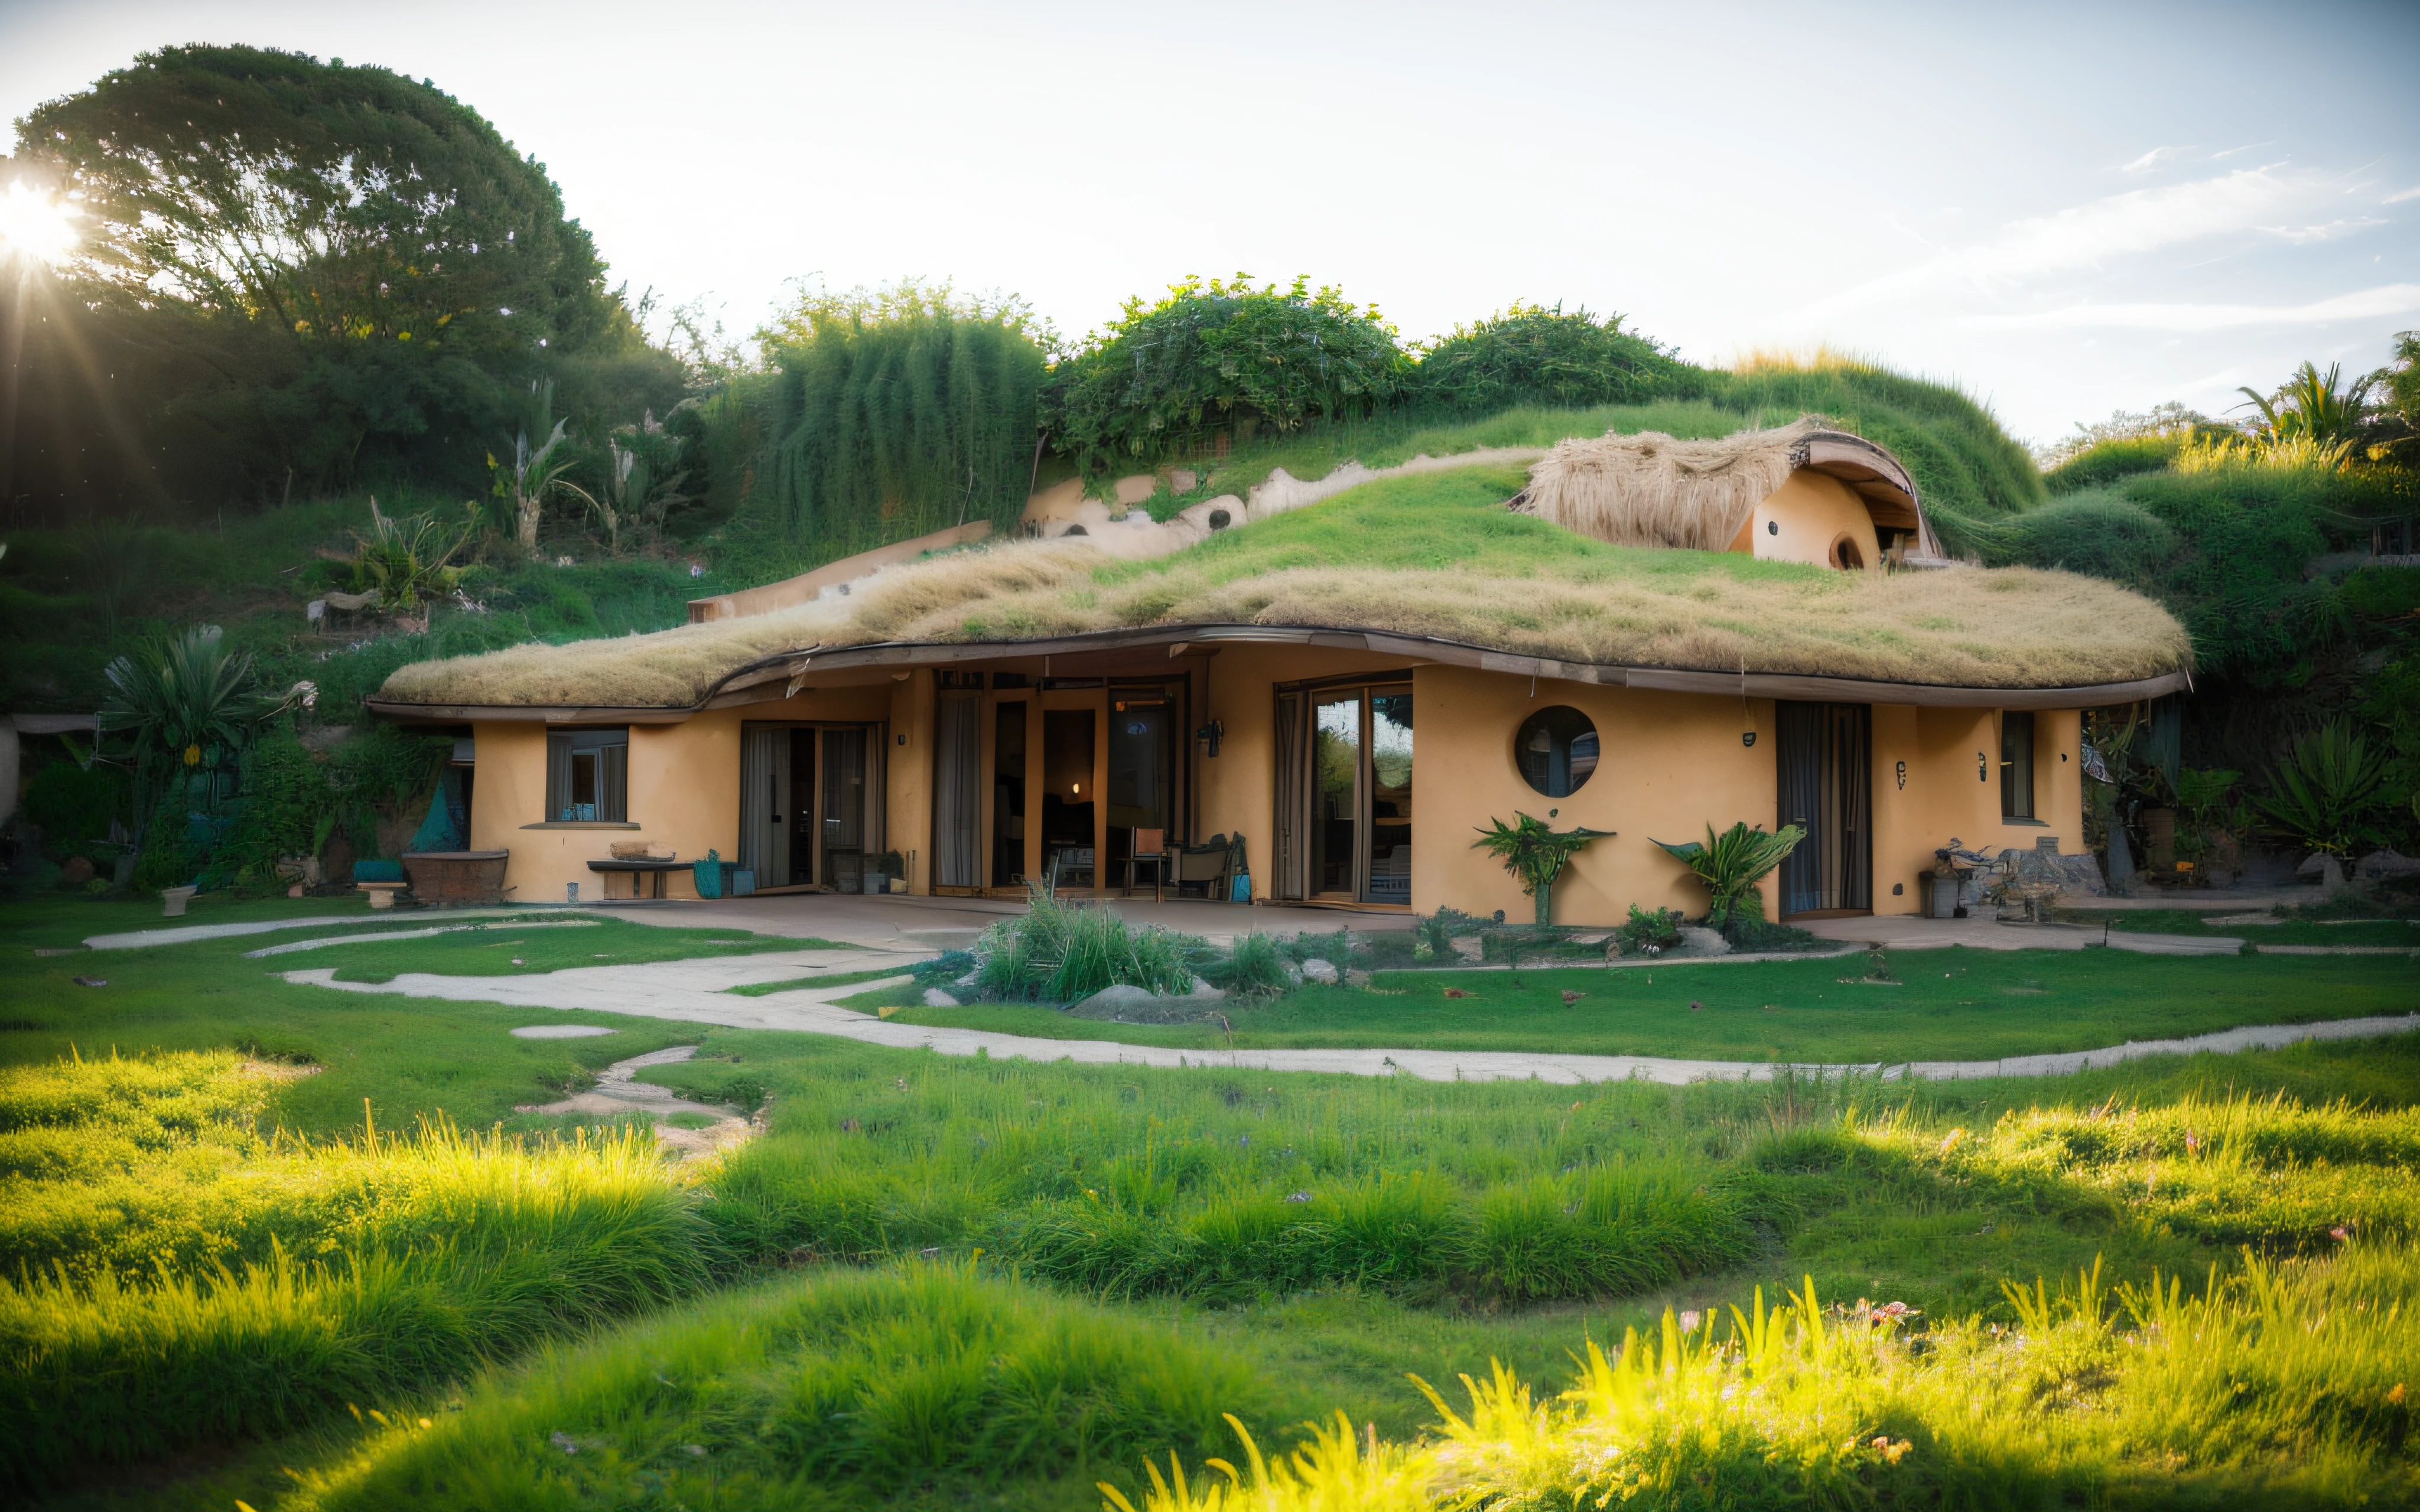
[9, 892, 2420, 1509]
[881, 946, 2420, 1061]
[317, 916, 837, 983]
[2090, 905, 2420, 947]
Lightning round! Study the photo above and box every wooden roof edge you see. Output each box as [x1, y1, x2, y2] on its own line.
[369, 625, 2189, 721]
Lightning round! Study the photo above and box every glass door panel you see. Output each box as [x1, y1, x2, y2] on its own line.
[788, 729, 816, 885]
[991, 701, 1027, 887]
[822, 726, 867, 892]
[1108, 695, 1172, 891]
[1041, 707, 1096, 887]
[1312, 696, 1360, 897]
[1368, 690, 1413, 902]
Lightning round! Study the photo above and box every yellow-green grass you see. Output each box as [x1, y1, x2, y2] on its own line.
[378, 467, 2188, 709]
[880, 947, 2420, 1062]
[11, 892, 2420, 1508]
[0, 896, 711, 1135]
[726, 966, 911, 996]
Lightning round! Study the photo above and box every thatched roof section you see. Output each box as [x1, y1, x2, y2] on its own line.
[1512, 419, 1940, 555]
[375, 455, 2190, 714]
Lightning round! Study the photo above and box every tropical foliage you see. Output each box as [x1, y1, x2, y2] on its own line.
[2254, 720, 2392, 859]
[345, 497, 468, 614]
[1654, 821, 1804, 934]
[1471, 810, 1614, 926]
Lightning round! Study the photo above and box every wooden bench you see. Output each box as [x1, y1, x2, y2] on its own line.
[585, 858, 695, 900]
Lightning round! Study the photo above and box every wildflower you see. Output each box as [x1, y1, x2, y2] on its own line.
[2331, 1225, 2351, 1242]
[2388, 1383, 2405, 1405]
[1679, 1309, 1702, 1332]
[1939, 1128, 1964, 1155]
[1285, 1190, 1313, 1203]
[550, 1431, 578, 1455]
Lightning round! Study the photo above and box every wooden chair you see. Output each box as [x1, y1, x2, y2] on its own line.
[1122, 827, 1170, 901]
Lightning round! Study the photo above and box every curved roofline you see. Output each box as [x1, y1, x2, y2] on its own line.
[1793, 429, 1946, 559]
[365, 621, 2187, 724]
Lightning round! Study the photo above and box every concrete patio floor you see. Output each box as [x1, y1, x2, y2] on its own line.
[588, 891, 1411, 951]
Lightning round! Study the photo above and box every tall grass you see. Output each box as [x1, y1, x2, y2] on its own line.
[281, 1264, 1268, 1511]
[973, 884, 1206, 1002]
[1116, 1244, 2420, 1510]
[0, 1052, 717, 1494]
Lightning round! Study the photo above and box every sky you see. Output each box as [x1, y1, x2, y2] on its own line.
[2, 0, 2415, 449]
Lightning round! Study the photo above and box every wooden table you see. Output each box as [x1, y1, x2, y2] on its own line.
[585, 858, 695, 900]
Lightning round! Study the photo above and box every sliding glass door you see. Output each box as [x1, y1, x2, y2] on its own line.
[1276, 683, 1413, 904]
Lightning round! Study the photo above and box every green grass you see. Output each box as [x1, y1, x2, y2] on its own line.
[883, 947, 2420, 1061]
[2091, 907, 2420, 947]
[727, 966, 913, 996]
[1, 895, 709, 1136]
[10, 895, 2420, 1507]
[321, 917, 831, 983]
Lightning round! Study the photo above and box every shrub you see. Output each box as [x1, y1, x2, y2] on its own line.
[1654, 822, 1804, 935]
[19, 760, 128, 856]
[1415, 302, 1695, 414]
[1045, 274, 1409, 475]
[971, 885, 1203, 1002]
[1988, 489, 2180, 588]
[1208, 932, 1292, 998]
[1615, 904, 1684, 956]
[2041, 434, 2182, 493]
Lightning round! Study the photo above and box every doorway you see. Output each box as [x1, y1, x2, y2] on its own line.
[738, 723, 881, 889]
[1774, 701, 1871, 915]
[1274, 683, 1413, 904]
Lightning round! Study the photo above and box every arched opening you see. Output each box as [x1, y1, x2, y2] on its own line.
[1830, 534, 1865, 571]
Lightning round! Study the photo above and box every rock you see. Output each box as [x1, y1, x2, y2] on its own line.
[1069, 983, 1160, 1015]
[2357, 849, 2420, 879]
[1300, 958, 1339, 984]
[1188, 975, 1224, 999]
[1345, 969, 1372, 988]
[1676, 927, 1732, 957]
[922, 989, 959, 1008]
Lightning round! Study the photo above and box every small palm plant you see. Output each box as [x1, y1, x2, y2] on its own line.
[1471, 809, 1613, 926]
[100, 624, 308, 872]
[490, 379, 594, 552]
[347, 497, 470, 616]
[1653, 822, 1805, 935]
[2253, 721, 2388, 875]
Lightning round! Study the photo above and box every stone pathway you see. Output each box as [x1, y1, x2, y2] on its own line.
[284, 954, 2420, 1087]
[512, 1042, 754, 1157]
[86, 907, 552, 951]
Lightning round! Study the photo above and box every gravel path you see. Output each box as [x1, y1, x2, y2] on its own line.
[283, 954, 2420, 1086]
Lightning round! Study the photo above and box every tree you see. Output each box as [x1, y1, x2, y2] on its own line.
[8, 45, 670, 504]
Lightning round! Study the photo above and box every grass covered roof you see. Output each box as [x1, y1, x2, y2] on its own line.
[377, 463, 2191, 711]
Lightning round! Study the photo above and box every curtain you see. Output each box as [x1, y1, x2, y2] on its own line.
[737, 728, 787, 881]
[1271, 691, 1305, 900]
[933, 695, 983, 887]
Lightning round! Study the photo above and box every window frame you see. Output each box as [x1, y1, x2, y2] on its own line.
[1999, 710, 2036, 821]
[546, 727, 630, 823]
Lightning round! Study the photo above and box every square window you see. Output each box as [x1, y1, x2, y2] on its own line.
[547, 728, 628, 822]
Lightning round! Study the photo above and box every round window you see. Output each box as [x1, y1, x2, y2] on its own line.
[1514, 706, 1599, 797]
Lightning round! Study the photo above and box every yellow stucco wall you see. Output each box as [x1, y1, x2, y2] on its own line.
[1746, 471, 1882, 569]
[469, 685, 892, 905]
[1407, 667, 1781, 924]
[460, 659, 2087, 923]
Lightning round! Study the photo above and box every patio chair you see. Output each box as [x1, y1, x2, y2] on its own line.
[1173, 833, 1236, 901]
[1122, 827, 1170, 901]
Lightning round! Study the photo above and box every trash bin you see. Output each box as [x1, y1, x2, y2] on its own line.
[1923, 870, 1963, 919]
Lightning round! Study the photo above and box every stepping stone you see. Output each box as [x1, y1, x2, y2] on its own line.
[510, 1024, 618, 1038]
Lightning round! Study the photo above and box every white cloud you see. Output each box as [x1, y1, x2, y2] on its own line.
[2260, 216, 2388, 244]
[1951, 283, 2420, 333]
[2386, 185, 2420, 204]
[2118, 145, 2183, 173]
[1800, 166, 2355, 318]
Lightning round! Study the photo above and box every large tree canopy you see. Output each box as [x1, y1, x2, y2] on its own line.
[5, 45, 668, 512]
[19, 43, 617, 364]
